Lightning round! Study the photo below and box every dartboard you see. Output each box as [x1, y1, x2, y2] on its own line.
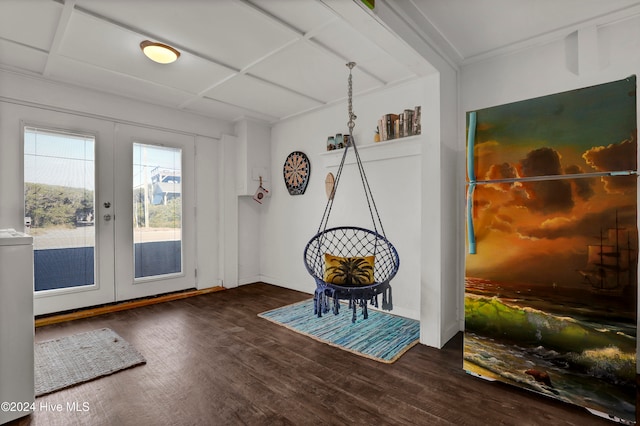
[283, 151, 310, 195]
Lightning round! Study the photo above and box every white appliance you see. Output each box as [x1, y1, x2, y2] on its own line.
[0, 229, 34, 424]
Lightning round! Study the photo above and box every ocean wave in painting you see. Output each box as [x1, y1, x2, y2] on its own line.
[465, 294, 636, 365]
[568, 346, 636, 385]
[464, 292, 636, 423]
[464, 332, 636, 423]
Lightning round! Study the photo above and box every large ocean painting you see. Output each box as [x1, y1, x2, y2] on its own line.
[465, 76, 637, 423]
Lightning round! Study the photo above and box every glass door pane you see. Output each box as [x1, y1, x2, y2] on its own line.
[24, 127, 95, 292]
[132, 143, 182, 279]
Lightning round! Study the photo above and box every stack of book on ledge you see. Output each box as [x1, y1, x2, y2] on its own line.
[377, 106, 421, 142]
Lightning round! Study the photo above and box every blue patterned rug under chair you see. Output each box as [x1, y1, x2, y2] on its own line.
[258, 299, 420, 363]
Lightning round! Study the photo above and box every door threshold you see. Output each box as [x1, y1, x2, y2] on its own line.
[35, 286, 225, 327]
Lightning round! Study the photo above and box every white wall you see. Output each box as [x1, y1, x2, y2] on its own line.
[260, 78, 428, 320]
[360, 0, 462, 348]
[238, 196, 261, 285]
[195, 135, 221, 289]
[461, 17, 640, 112]
[235, 119, 272, 285]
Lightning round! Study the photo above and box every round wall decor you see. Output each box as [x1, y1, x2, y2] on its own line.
[325, 172, 335, 200]
[283, 151, 310, 195]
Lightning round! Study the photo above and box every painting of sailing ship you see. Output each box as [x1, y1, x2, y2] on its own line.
[465, 76, 637, 424]
[580, 213, 636, 297]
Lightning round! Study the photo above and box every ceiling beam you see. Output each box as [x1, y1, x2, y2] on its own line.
[43, 0, 76, 77]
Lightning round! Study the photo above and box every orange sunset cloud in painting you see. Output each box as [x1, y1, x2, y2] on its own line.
[466, 77, 637, 289]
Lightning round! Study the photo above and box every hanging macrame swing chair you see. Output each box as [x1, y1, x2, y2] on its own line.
[303, 62, 400, 323]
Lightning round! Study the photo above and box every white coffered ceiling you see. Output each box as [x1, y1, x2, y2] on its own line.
[1, 0, 639, 123]
[0, 0, 429, 123]
[385, 0, 640, 66]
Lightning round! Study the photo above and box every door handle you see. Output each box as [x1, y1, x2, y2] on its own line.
[467, 183, 476, 255]
[103, 214, 112, 221]
[467, 111, 477, 182]
[467, 111, 477, 255]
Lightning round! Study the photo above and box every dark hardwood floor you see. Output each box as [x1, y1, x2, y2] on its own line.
[8, 283, 625, 425]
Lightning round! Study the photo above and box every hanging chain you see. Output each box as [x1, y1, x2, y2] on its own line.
[347, 62, 356, 134]
[316, 60, 388, 242]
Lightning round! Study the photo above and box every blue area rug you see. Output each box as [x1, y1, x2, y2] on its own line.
[258, 299, 420, 363]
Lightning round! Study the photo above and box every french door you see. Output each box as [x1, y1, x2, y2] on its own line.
[24, 111, 195, 316]
[113, 124, 195, 302]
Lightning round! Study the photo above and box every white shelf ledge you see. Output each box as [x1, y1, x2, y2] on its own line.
[319, 135, 421, 168]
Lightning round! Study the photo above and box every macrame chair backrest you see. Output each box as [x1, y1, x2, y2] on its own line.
[304, 226, 400, 287]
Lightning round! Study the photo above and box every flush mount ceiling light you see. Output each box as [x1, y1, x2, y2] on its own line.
[140, 40, 180, 64]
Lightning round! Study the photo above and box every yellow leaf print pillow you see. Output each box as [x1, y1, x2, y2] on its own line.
[324, 253, 375, 286]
